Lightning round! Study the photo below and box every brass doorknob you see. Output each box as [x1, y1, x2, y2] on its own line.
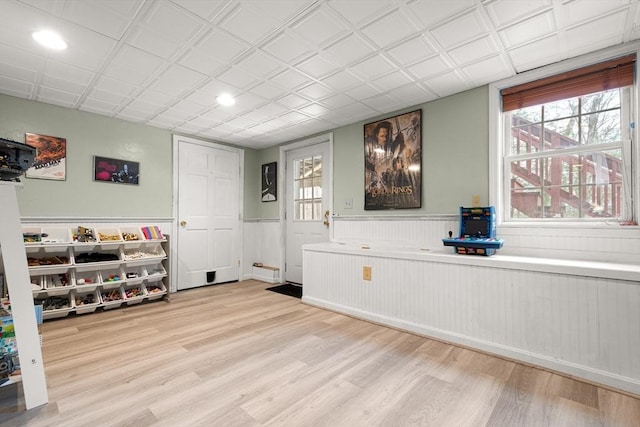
[180, 220, 187, 226]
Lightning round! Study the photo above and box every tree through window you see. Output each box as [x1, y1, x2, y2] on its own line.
[501, 55, 635, 220]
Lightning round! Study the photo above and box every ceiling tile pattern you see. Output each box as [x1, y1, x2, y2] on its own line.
[0, 0, 638, 149]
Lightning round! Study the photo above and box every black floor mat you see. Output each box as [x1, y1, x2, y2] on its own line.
[266, 283, 302, 299]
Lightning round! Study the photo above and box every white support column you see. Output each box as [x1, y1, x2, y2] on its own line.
[0, 183, 48, 409]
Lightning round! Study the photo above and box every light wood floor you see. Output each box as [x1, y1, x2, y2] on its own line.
[1, 279, 638, 426]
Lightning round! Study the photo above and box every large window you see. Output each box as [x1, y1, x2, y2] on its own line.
[498, 53, 636, 222]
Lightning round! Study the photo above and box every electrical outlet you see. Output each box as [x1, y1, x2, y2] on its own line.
[344, 197, 353, 209]
[472, 194, 480, 207]
[362, 266, 372, 281]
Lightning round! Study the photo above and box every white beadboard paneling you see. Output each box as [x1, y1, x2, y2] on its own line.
[303, 243, 640, 395]
[332, 216, 458, 249]
[333, 216, 640, 264]
[243, 219, 282, 281]
[630, 284, 640, 380]
[260, 221, 282, 268]
[20, 218, 173, 234]
[242, 221, 260, 278]
[496, 224, 640, 263]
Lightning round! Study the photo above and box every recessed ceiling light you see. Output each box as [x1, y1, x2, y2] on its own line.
[216, 93, 236, 106]
[32, 30, 67, 50]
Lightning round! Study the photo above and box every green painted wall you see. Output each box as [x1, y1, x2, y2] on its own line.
[0, 94, 256, 219]
[252, 146, 280, 219]
[242, 147, 259, 219]
[244, 85, 490, 218]
[343, 86, 489, 215]
[3, 85, 488, 220]
[420, 86, 489, 213]
[0, 94, 173, 218]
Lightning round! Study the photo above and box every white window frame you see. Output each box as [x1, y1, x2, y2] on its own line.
[489, 42, 640, 228]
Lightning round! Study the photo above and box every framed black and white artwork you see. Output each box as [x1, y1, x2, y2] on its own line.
[261, 162, 277, 202]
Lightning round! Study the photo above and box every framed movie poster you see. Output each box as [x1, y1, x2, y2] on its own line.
[261, 162, 277, 202]
[25, 133, 66, 180]
[93, 156, 139, 185]
[364, 109, 422, 210]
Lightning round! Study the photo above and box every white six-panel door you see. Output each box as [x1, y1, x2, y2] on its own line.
[176, 138, 240, 290]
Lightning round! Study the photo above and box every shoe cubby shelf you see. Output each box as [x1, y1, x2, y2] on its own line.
[23, 225, 169, 319]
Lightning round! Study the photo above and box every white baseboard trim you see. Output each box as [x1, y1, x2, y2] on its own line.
[244, 273, 280, 284]
[302, 296, 640, 397]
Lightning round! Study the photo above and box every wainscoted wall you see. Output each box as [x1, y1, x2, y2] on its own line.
[20, 219, 173, 241]
[332, 215, 458, 249]
[22, 218, 290, 292]
[241, 215, 640, 280]
[496, 225, 640, 264]
[303, 216, 640, 395]
[332, 215, 640, 264]
[303, 243, 640, 395]
[242, 219, 281, 281]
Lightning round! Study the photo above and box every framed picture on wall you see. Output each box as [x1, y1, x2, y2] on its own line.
[364, 109, 422, 210]
[93, 156, 139, 185]
[261, 162, 277, 202]
[25, 133, 67, 180]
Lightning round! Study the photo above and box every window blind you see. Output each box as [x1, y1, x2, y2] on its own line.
[501, 54, 636, 112]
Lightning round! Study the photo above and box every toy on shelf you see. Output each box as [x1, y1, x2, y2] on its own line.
[75, 226, 97, 243]
[442, 206, 504, 256]
[141, 226, 163, 240]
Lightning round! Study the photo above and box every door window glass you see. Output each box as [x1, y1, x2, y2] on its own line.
[293, 155, 322, 220]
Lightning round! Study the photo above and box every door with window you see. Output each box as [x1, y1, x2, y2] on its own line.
[285, 141, 331, 284]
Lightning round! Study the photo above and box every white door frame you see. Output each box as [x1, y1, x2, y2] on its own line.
[278, 133, 334, 280]
[171, 134, 244, 293]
